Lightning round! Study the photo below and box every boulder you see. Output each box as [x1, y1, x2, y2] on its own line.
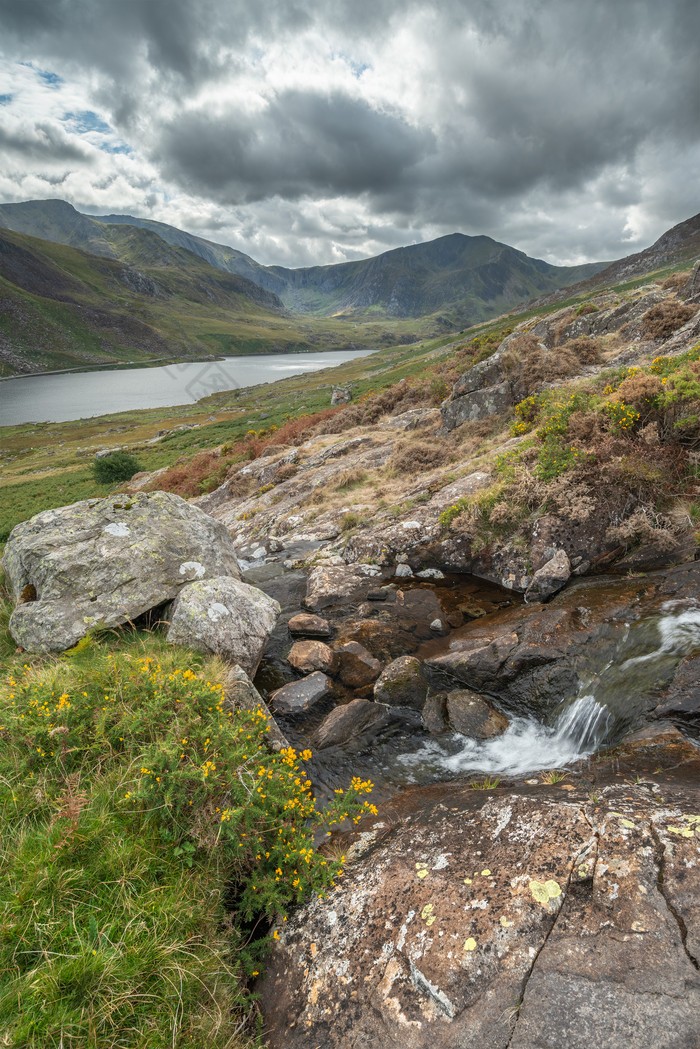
[445, 689, 510, 738]
[287, 613, 332, 638]
[525, 549, 571, 603]
[4, 491, 241, 652]
[166, 577, 279, 677]
[333, 641, 383, 688]
[374, 655, 429, 710]
[312, 698, 390, 749]
[259, 779, 700, 1049]
[441, 380, 513, 431]
[269, 672, 331, 716]
[287, 640, 336, 675]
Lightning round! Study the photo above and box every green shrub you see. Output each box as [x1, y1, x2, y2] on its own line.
[92, 451, 141, 484]
[0, 639, 375, 1046]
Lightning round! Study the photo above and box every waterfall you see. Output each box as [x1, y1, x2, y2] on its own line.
[399, 694, 612, 779]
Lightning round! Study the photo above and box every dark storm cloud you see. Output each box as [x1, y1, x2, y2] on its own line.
[0, 0, 699, 264]
[159, 90, 434, 202]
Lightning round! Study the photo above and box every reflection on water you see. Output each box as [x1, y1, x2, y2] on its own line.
[0, 349, 375, 425]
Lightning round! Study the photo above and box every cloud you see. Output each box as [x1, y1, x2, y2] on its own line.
[0, 0, 698, 266]
[159, 90, 434, 202]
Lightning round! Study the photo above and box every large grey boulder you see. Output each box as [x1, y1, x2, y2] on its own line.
[166, 577, 280, 676]
[4, 491, 241, 652]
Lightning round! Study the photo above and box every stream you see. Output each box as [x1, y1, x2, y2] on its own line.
[244, 553, 700, 800]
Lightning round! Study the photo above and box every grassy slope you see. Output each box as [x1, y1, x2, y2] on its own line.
[0, 227, 428, 377]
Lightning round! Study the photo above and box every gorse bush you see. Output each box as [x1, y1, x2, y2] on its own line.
[92, 450, 141, 484]
[0, 638, 375, 1047]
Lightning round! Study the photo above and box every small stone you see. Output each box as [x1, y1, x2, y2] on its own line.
[423, 692, 448, 734]
[270, 672, 331, 715]
[268, 538, 284, 553]
[417, 568, 446, 580]
[287, 640, 336, 674]
[430, 618, 447, 634]
[394, 564, 413, 578]
[252, 546, 267, 559]
[288, 613, 332, 638]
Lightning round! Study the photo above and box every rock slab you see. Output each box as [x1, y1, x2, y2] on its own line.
[259, 778, 700, 1049]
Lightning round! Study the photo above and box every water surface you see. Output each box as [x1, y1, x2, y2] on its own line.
[0, 350, 375, 426]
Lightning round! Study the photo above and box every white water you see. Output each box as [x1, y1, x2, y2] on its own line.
[399, 695, 612, 779]
[619, 606, 700, 671]
[398, 604, 700, 781]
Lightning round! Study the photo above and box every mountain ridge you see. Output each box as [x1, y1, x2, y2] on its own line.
[0, 199, 608, 325]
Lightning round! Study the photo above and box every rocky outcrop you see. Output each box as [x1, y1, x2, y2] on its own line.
[260, 743, 700, 1049]
[426, 559, 700, 718]
[166, 576, 280, 676]
[4, 491, 241, 652]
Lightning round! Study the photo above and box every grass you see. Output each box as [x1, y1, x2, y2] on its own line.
[0, 578, 376, 1047]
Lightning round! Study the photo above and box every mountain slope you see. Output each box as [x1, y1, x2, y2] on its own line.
[265, 234, 604, 323]
[0, 199, 606, 327]
[0, 227, 345, 376]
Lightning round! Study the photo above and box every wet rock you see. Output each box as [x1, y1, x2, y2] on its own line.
[334, 641, 383, 688]
[312, 698, 389, 749]
[652, 654, 700, 720]
[374, 655, 429, 710]
[287, 640, 336, 675]
[287, 612, 331, 638]
[423, 691, 448, 734]
[445, 689, 510, 738]
[525, 549, 571, 603]
[428, 632, 519, 690]
[5, 491, 241, 653]
[304, 563, 381, 610]
[269, 672, 331, 715]
[259, 779, 700, 1049]
[166, 577, 280, 677]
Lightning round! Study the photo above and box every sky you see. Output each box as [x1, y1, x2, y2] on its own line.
[0, 0, 698, 270]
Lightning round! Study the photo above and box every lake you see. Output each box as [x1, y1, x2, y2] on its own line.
[0, 350, 375, 426]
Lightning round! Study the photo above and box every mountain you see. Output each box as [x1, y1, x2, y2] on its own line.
[0, 225, 344, 376]
[0, 199, 607, 328]
[262, 234, 604, 324]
